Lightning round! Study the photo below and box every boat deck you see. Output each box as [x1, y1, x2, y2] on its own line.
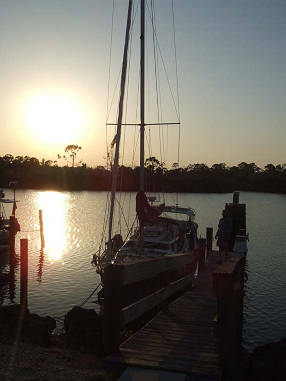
[107, 251, 222, 379]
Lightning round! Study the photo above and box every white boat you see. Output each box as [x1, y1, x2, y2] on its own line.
[93, 0, 198, 278]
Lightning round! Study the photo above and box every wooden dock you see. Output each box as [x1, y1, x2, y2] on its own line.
[103, 193, 247, 380]
[107, 252, 222, 379]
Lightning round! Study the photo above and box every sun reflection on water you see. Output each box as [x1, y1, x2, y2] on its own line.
[37, 191, 68, 262]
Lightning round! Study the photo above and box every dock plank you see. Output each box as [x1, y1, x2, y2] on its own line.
[107, 252, 223, 379]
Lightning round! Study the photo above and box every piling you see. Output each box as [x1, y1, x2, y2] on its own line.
[225, 191, 246, 248]
[9, 247, 16, 302]
[198, 238, 206, 271]
[233, 191, 240, 204]
[213, 254, 246, 371]
[39, 210, 45, 249]
[20, 238, 28, 308]
[9, 216, 16, 251]
[103, 264, 123, 353]
[206, 227, 213, 256]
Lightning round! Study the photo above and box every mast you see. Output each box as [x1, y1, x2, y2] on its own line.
[140, 0, 145, 191]
[107, 0, 133, 261]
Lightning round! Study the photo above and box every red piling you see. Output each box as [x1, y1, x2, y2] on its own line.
[20, 238, 28, 308]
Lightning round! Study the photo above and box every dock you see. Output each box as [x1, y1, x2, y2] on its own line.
[108, 252, 222, 379]
[103, 193, 247, 380]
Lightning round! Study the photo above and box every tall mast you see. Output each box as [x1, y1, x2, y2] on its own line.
[140, 0, 145, 191]
[107, 0, 132, 260]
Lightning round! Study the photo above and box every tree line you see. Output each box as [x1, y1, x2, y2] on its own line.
[0, 154, 285, 193]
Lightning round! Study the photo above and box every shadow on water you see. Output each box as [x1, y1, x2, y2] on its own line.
[0, 248, 19, 305]
[37, 249, 45, 283]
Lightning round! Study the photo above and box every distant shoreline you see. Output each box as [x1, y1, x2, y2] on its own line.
[1, 155, 285, 194]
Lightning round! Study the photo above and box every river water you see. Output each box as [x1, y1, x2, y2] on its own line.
[0, 189, 285, 351]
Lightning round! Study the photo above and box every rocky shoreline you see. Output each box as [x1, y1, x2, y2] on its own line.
[1, 304, 286, 381]
[0, 305, 115, 381]
[0, 341, 112, 381]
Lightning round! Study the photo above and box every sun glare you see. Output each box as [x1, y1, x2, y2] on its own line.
[37, 191, 68, 262]
[23, 92, 85, 144]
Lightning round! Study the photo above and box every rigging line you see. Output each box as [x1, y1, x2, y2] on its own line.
[99, 190, 111, 251]
[105, 0, 115, 166]
[130, 66, 140, 169]
[122, 216, 137, 245]
[152, 1, 165, 164]
[150, 0, 163, 165]
[166, 123, 169, 168]
[106, 68, 122, 124]
[120, 0, 137, 175]
[152, 1, 166, 168]
[145, 7, 152, 159]
[106, 2, 139, 124]
[115, 1, 139, 226]
[79, 282, 102, 307]
[146, 2, 180, 121]
[115, 197, 130, 231]
[118, 17, 133, 224]
[122, 0, 139, 155]
[53, 282, 102, 319]
[119, 3, 140, 225]
[172, 0, 181, 123]
[123, 4, 140, 227]
[172, 0, 181, 205]
[106, 0, 115, 122]
[128, 68, 140, 227]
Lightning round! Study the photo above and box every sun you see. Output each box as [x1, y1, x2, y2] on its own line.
[22, 92, 85, 144]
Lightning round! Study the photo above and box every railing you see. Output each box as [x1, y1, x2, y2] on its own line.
[103, 251, 198, 353]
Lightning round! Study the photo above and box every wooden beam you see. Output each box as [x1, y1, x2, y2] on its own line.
[120, 274, 194, 327]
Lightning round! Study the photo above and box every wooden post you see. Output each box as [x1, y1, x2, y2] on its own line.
[198, 238, 206, 271]
[9, 245, 16, 302]
[103, 264, 123, 354]
[213, 255, 246, 371]
[233, 191, 240, 204]
[9, 216, 16, 251]
[225, 203, 246, 250]
[39, 210, 45, 249]
[206, 227, 213, 257]
[20, 238, 28, 308]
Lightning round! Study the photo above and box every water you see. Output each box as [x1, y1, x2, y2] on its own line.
[1, 189, 286, 351]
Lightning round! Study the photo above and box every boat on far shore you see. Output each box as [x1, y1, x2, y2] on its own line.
[0, 187, 20, 252]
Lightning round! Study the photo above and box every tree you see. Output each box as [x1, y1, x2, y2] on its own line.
[145, 156, 161, 173]
[238, 162, 260, 175]
[64, 145, 82, 167]
[264, 163, 276, 173]
[211, 163, 227, 173]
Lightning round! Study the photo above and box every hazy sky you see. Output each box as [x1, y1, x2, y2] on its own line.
[0, 0, 285, 168]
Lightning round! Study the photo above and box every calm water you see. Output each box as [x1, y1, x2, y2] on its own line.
[1, 190, 286, 351]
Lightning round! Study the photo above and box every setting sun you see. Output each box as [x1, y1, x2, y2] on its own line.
[22, 92, 85, 144]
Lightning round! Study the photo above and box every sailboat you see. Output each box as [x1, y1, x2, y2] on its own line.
[93, 0, 198, 277]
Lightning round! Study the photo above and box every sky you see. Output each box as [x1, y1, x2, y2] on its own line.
[0, 0, 285, 169]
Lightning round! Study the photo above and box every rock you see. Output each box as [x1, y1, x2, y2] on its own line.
[0, 304, 56, 346]
[64, 306, 103, 354]
[0, 304, 29, 320]
[0, 304, 29, 339]
[251, 338, 286, 380]
[22, 313, 56, 346]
